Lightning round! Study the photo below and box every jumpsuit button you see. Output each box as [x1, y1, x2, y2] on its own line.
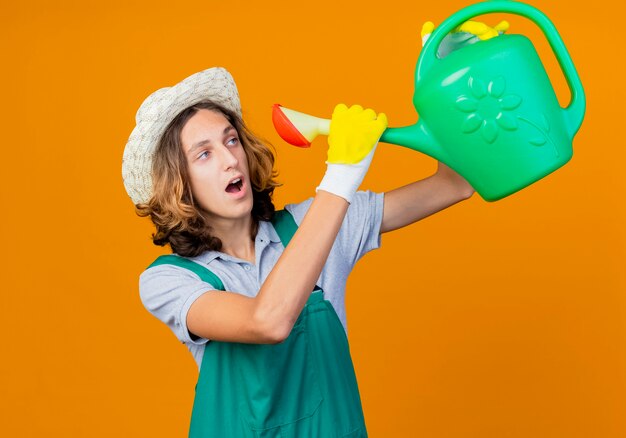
[244, 265, 251, 271]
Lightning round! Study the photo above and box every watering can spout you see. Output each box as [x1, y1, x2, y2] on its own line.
[380, 121, 446, 162]
[272, 104, 445, 161]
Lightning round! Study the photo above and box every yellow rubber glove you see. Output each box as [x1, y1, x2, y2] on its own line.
[327, 103, 387, 164]
[455, 20, 510, 40]
[421, 20, 510, 57]
[317, 104, 387, 203]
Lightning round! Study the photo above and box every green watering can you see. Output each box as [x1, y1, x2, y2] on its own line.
[272, 1, 586, 201]
[382, 0, 586, 201]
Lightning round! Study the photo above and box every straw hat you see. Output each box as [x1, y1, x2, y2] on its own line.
[122, 67, 241, 205]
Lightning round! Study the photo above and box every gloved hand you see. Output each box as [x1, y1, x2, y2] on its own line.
[316, 104, 387, 203]
[421, 20, 509, 58]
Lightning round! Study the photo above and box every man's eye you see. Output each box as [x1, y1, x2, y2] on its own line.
[198, 151, 209, 159]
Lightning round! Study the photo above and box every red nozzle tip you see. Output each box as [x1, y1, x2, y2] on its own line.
[272, 104, 311, 148]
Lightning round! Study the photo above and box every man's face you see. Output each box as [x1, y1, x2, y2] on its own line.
[181, 109, 253, 224]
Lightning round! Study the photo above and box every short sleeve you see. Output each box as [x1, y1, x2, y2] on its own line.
[139, 263, 217, 345]
[285, 190, 384, 266]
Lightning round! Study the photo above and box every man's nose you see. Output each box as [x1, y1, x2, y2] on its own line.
[219, 145, 239, 169]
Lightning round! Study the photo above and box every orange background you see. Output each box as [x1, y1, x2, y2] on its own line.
[1, 0, 624, 436]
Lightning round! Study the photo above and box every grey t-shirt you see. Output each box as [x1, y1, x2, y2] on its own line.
[139, 190, 384, 369]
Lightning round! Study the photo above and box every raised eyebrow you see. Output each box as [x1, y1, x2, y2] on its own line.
[187, 125, 237, 155]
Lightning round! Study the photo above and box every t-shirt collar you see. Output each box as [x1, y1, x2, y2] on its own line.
[193, 219, 281, 265]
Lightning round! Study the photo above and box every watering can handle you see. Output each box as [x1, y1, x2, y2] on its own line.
[418, 0, 585, 136]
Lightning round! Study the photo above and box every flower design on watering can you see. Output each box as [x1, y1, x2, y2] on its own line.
[455, 76, 521, 144]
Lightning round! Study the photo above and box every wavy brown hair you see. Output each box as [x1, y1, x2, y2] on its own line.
[135, 100, 281, 257]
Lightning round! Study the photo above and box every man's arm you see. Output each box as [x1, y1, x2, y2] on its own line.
[381, 161, 475, 234]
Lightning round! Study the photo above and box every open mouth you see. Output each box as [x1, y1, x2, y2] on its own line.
[225, 177, 243, 194]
